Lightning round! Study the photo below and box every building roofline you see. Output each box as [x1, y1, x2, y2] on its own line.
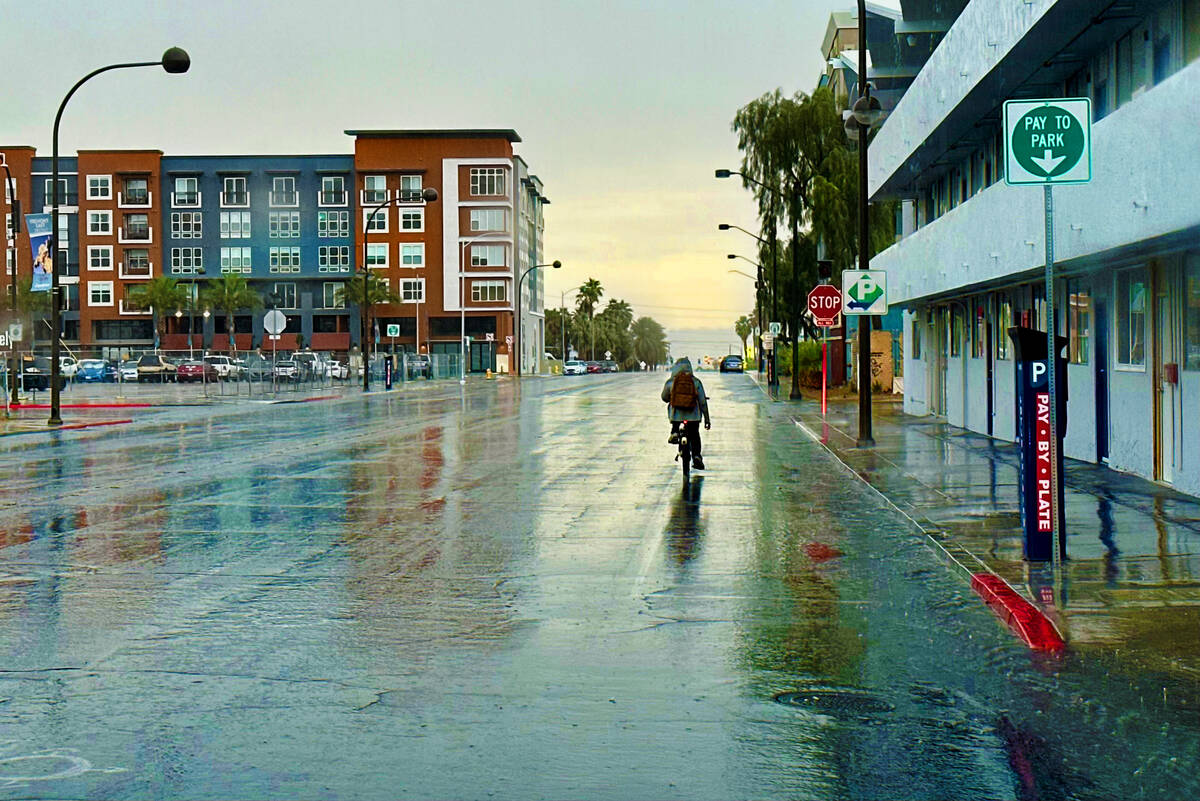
[0, 145, 37, 152]
[77, 149, 164, 155]
[344, 129, 522, 143]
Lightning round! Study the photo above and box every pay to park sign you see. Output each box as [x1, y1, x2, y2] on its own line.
[1003, 98, 1091, 185]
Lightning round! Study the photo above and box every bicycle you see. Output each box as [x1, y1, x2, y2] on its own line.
[674, 424, 692, 486]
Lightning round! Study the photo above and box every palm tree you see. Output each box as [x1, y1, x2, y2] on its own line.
[735, 315, 753, 360]
[335, 274, 398, 358]
[631, 316, 669, 369]
[200, 274, 261, 354]
[130, 276, 190, 351]
[575, 278, 604, 358]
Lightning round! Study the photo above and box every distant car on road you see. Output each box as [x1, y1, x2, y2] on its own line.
[585, 361, 602, 374]
[601, 360, 618, 373]
[563, 360, 586, 375]
[720, 355, 745, 373]
[76, 359, 110, 383]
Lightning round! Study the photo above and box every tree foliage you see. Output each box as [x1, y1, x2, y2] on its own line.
[130, 275, 190, 344]
[200, 274, 262, 352]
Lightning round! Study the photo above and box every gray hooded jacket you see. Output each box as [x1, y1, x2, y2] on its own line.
[661, 358, 709, 423]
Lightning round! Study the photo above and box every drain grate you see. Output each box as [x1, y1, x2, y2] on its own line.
[774, 687, 895, 716]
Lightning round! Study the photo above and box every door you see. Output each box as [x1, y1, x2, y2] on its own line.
[985, 299, 994, 438]
[1154, 264, 1180, 483]
[1094, 298, 1109, 462]
[469, 342, 495, 373]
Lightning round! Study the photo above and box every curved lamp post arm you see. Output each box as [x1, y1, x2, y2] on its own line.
[515, 260, 560, 378]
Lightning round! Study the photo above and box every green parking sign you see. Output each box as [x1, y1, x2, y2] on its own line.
[1004, 98, 1091, 185]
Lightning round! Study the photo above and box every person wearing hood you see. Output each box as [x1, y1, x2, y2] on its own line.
[662, 357, 711, 470]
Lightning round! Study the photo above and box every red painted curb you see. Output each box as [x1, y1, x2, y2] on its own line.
[971, 573, 1065, 653]
[59, 419, 134, 431]
[12, 403, 151, 409]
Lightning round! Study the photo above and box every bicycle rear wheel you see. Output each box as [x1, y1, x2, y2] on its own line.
[680, 436, 691, 483]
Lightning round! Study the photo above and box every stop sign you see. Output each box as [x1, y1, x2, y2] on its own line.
[807, 284, 842, 326]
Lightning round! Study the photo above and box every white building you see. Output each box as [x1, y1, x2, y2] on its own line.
[872, 0, 1200, 493]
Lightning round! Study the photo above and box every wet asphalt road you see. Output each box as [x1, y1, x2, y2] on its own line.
[0, 373, 1197, 800]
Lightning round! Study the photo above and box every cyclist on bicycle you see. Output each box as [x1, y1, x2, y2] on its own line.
[662, 357, 711, 470]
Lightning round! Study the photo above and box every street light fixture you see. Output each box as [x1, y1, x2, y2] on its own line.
[360, 186, 439, 391]
[48, 47, 190, 426]
[515, 260, 561, 378]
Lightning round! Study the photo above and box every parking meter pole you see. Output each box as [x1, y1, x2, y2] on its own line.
[1044, 184, 1063, 576]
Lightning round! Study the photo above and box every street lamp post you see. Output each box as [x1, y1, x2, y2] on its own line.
[48, 47, 190, 426]
[719, 224, 766, 374]
[458, 232, 509, 385]
[515, 260, 561, 378]
[1, 156, 20, 408]
[174, 309, 184, 358]
[360, 186, 439, 391]
[716, 169, 779, 388]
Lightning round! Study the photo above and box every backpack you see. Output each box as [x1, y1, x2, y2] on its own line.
[670, 371, 698, 409]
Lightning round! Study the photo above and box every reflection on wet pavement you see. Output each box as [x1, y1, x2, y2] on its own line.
[0, 375, 1196, 799]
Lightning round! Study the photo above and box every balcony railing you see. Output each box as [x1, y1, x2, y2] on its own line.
[361, 189, 389, 205]
[119, 299, 151, 315]
[318, 190, 348, 206]
[118, 226, 152, 243]
[118, 190, 151, 207]
[221, 191, 249, 207]
[119, 261, 153, 279]
[270, 190, 298, 207]
[171, 191, 201, 207]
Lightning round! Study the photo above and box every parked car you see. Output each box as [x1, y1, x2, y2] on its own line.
[119, 360, 140, 382]
[76, 359, 110, 382]
[601, 360, 618, 373]
[405, 354, 431, 379]
[720, 354, 745, 373]
[242, 355, 273, 381]
[177, 360, 219, 383]
[202, 355, 236, 379]
[136, 353, 177, 383]
[273, 360, 299, 381]
[59, 356, 79, 379]
[19, 356, 66, 391]
[104, 360, 120, 382]
[291, 351, 325, 379]
[327, 360, 349, 380]
[585, 361, 602, 374]
[563, 360, 586, 375]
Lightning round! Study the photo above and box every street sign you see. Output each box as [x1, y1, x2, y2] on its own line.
[842, 270, 888, 315]
[267, 334, 281, 341]
[386, 324, 400, 338]
[761, 332, 775, 350]
[505, 335, 513, 345]
[604, 350, 612, 359]
[1003, 98, 1091, 185]
[8, 323, 22, 342]
[485, 333, 495, 342]
[768, 322, 782, 335]
[263, 309, 287, 335]
[807, 284, 843, 327]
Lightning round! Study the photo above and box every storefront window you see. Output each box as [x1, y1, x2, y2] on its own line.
[996, 295, 1012, 360]
[1116, 267, 1147, 368]
[1186, 253, 1200, 370]
[1066, 279, 1091, 365]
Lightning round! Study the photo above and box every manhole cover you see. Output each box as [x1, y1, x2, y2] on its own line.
[774, 688, 895, 716]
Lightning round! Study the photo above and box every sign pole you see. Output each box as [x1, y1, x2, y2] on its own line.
[821, 326, 828, 416]
[1045, 183, 1062, 574]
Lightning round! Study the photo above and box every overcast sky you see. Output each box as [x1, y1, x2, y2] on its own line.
[0, 0, 863, 333]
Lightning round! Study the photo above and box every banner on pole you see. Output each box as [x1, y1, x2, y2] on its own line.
[25, 213, 53, 292]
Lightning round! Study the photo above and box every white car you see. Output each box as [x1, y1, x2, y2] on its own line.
[327, 360, 349, 379]
[203, 355, 236, 379]
[119, 360, 139, 382]
[59, 356, 79, 378]
[563, 360, 586, 375]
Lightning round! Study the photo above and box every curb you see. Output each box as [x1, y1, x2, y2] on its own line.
[1, 418, 133, 437]
[11, 402, 152, 409]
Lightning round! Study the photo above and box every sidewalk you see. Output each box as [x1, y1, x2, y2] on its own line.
[755, 374, 1200, 676]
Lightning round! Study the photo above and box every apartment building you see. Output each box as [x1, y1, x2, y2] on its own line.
[871, 0, 1200, 493]
[1, 129, 547, 372]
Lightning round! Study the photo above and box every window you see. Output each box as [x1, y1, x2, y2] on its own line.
[363, 175, 387, 203]
[318, 210, 350, 238]
[318, 245, 350, 272]
[1116, 267, 1147, 368]
[471, 244, 506, 267]
[44, 178, 72, 205]
[470, 209, 507, 232]
[222, 176, 248, 206]
[366, 243, 388, 268]
[320, 176, 347, 205]
[322, 282, 345, 309]
[911, 313, 922, 359]
[268, 246, 301, 273]
[122, 177, 148, 205]
[123, 213, 150, 241]
[269, 211, 301, 238]
[170, 247, 203, 274]
[124, 248, 151, 277]
[220, 247, 252, 273]
[270, 176, 297, 206]
[87, 245, 113, 271]
[971, 303, 985, 359]
[400, 208, 423, 231]
[1093, 48, 1111, 120]
[470, 167, 505, 196]
[87, 175, 111, 199]
[472, 280, 506, 302]
[57, 214, 70, 248]
[88, 210, 112, 235]
[950, 308, 962, 357]
[89, 281, 113, 306]
[220, 211, 251, 239]
[1065, 279, 1091, 365]
[171, 212, 202, 239]
[5, 249, 13, 277]
[364, 208, 388, 232]
[271, 282, 298, 309]
[399, 175, 422, 200]
[173, 177, 199, 206]
[1186, 253, 1200, 370]
[401, 279, 425, 303]
[996, 295, 1012, 360]
[401, 243, 424, 266]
